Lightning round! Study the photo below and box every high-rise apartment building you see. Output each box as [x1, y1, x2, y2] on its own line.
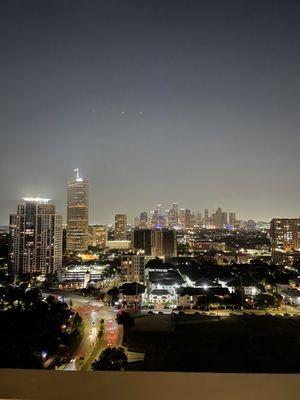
[115, 214, 127, 240]
[132, 228, 152, 255]
[132, 228, 177, 257]
[270, 218, 300, 263]
[66, 169, 89, 253]
[151, 229, 177, 258]
[9, 198, 62, 276]
[88, 225, 107, 248]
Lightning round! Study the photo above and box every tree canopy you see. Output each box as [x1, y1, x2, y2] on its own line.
[91, 347, 127, 371]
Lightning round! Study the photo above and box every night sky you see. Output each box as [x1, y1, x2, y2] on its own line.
[1, 0, 300, 224]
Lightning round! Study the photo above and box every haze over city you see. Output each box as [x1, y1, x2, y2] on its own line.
[1, 0, 300, 224]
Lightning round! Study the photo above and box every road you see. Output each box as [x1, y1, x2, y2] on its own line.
[44, 291, 123, 371]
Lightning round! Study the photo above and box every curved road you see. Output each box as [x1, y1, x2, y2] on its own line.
[46, 291, 123, 371]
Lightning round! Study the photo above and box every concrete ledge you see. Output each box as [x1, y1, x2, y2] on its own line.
[0, 369, 299, 400]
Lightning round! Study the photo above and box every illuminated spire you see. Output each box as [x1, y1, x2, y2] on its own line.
[74, 168, 82, 182]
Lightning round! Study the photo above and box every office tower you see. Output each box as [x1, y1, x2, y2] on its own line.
[151, 229, 177, 258]
[270, 218, 300, 263]
[179, 209, 186, 228]
[156, 204, 162, 216]
[158, 214, 167, 228]
[151, 204, 166, 228]
[195, 212, 203, 227]
[132, 228, 152, 255]
[66, 169, 89, 253]
[115, 214, 127, 240]
[168, 208, 178, 228]
[172, 202, 179, 214]
[204, 209, 209, 228]
[9, 198, 62, 276]
[221, 212, 228, 227]
[134, 217, 140, 227]
[213, 207, 223, 228]
[172, 202, 179, 225]
[185, 209, 193, 229]
[178, 208, 192, 229]
[229, 212, 236, 227]
[151, 209, 159, 228]
[88, 225, 107, 248]
[139, 212, 148, 228]
[121, 254, 146, 283]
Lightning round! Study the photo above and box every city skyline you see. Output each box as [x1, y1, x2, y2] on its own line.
[4, 183, 300, 226]
[1, 0, 300, 223]
[3, 0, 300, 388]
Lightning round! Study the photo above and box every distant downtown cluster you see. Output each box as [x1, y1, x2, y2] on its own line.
[7, 169, 300, 276]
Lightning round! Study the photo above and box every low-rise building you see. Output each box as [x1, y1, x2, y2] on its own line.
[106, 240, 131, 250]
[148, 270, 184, 296]
[148, 289, 173, 306]
[58, 264, 106, 288]
[121, 254, 153, 284]
[119, 282, 146, 310]
[177, 287, 230, 309]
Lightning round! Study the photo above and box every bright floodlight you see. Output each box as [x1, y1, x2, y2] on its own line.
[22, 197, 51, 203]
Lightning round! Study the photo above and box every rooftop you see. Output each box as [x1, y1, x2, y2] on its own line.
[149, 270, 184, 286]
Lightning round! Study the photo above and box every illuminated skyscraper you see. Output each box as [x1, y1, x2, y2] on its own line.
[167, 208, 178, 228]
[139, 212, 148, 228]
[172, 202, 179, 225]
[151, 209, 159, 228]
[9, 198, 62, 276]
[66, 169, 89, 253]
[115, 214, 127, 240]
